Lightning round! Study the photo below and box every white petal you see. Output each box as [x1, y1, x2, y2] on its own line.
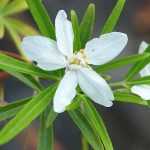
[55, 10, 74, 58]
[77, 67, 114, 107]
[21, 36, 66, 71]
[85, 32, 128, 65]
[53, 71, 78, 113]
[131, 85, 150, 100]
[138, 41, 150, 77]
[140, 64, 150, 77]
[139, 41, 148, 54]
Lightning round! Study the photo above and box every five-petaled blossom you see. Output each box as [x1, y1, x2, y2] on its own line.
[21, 10, 128, 113]
[131, 41, 150, 100]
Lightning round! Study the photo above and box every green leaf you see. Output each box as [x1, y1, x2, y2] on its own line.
[46, 107, 57, 128]
[80, 3, 95, 48]
[6, 18, 38, 36]
[101, 0, 126, 34]
[127, 76, 150, 85]
[69, 110, 104, 150]
[26, 0, 55, 39]
[79, 95, 113, 150]
[0, 98, 30, 121]
[96, 53, 150, 73]
[70, 10, 81, 51]
[7, 70, 43, 92]
[66, 97, 81, 111]
[0, 23, 5, 39]
[0, 53, 58, 80]
[3, 19, 27, 58]
[0, 85, 56, 145]
[125, 45, 150, 81]
[2, 0, 28, 16]
[114, 90, 150, 106]
[4, 19, 22, 52]
[38, 107, 54, 150]
[125, 56, 150, 81]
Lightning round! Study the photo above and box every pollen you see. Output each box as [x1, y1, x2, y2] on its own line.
[70, 57, 80, 65]
[69, 49, 89, 67]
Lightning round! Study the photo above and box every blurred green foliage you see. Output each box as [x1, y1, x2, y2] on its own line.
[0, 0, 37, 55]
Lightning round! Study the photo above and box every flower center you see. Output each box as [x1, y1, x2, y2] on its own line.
[69, 49, 89, 67]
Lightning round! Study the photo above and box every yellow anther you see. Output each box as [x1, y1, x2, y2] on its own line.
[69, 49, 89, 67]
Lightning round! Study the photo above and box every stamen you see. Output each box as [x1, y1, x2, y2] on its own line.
[69, 49, 89, 67]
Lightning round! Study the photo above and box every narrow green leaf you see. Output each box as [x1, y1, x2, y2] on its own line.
[127, 76, 150, 85]
[46, 107, 57, 128]
[3, 18, 37, 57]
[4, 19, 22, 52]
[0, 53, 58, 80]
[3, 19, 27, 59]
[79, 95, 113, 150]
[101, 0, 126, 34]
[6, 18, 38, 36]
[114, 90, 149, 106]
[125, 44, 150, 81]
[69, 110, 103, 150]
[26, 0, 55, 39]
[96, 53, 150, 73]
[80, 3, 95, 48]
[7, 70, 43, 92]
[125, 56, 150, 81]
[70, 10, 81, 51]
[2, 0, 28, 16]
[38, 107, 54, 150]
[0, 85, 56, 145]
[0, 98, 30, 121]
[66, 97, 81, 111]
[0, 23, 5, 39]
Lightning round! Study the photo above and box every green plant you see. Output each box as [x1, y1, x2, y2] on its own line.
[0, 0, 150, 150]
[0, 0, 37, 57]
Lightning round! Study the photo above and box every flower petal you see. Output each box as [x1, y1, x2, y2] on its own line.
[131, 85, 150, 100]
[77, 67, 114, 107]
[85, 32, 128, 65]
[140, 64, 150, 77]
[53, 71, 78, 113]
[139, 41, 148, 54]
[21, 36, 66, 71]
[55, 10, 74, 58]
[138, 41, 150, 77]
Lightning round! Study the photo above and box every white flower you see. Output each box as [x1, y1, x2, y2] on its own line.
[131, 41, 150, 100]
[21, 10, 128, 113]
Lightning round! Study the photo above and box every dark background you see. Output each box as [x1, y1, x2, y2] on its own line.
[1, 0, 150, 149]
